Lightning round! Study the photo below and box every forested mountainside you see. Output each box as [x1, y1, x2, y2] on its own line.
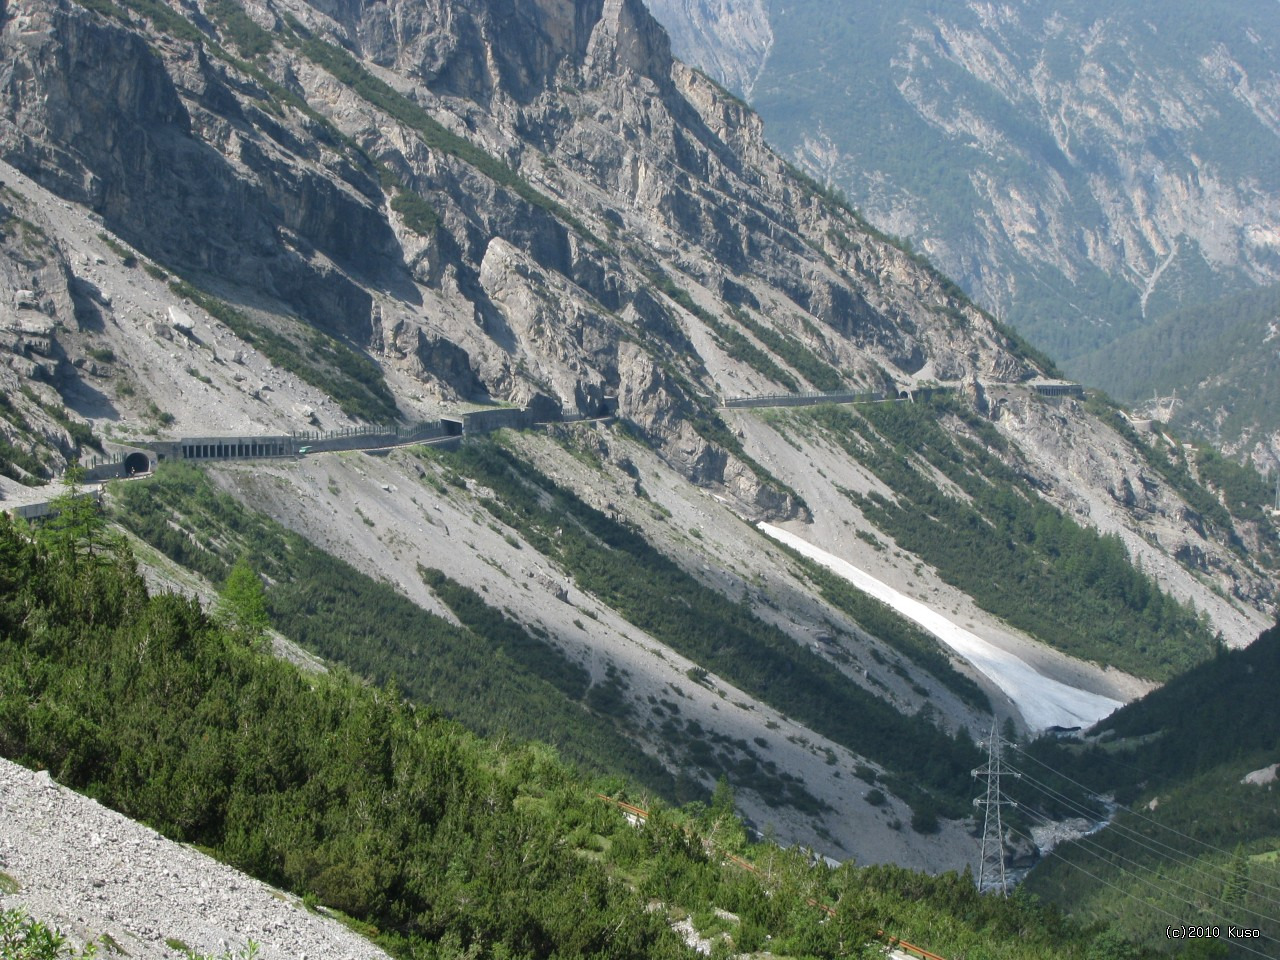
[1, 512, 1193, 960]
[0, 0, 1278, 951]
[648, 0, 1280, 465]
[1074, 284, 1280, 471]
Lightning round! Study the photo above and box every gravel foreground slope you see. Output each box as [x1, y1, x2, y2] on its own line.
[0, 758, 390, 960]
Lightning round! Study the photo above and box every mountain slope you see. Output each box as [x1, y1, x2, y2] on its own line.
[1, 515, 1176, 960]
[1021, 619, 1280, 956]
[1074, 283, 1280, 472]
[649, 0, 1280, 394]
[0, 0, 1276, 879]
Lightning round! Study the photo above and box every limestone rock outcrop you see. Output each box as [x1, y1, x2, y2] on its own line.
[0, 0, 1037, 513]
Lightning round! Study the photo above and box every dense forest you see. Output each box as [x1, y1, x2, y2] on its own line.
[0, 488, 1172, 959]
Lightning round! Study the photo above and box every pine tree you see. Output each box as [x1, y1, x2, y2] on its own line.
[39, 461, 106, 571]
[217, 554, 270, 646]
[1223, 843, 1249, 909]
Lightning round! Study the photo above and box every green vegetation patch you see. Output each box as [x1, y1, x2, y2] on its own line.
[20, 391, 102, 455]
[110, 462, 679, 797]
[168, 279, 398, 422]
[644, 267, 799, 391]
[1001, 625, 1280, 952]
[801, 400, 1217, 680]
[0, 436, 48, 485]
[206, 0, 274, 59]
[728, 306, 845, 392]
[389, 191, 439, 236]
[98, 232, 137, 268]
[1075, 279, 1280, 436]
[418, 566, 590, 701]
[0, 502, 1163, 960]
[1025, 764, 1280, 955]
[1194, 446, 1279, 565]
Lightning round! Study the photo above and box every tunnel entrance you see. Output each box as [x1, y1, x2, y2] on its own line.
[123, 451, 151, 476]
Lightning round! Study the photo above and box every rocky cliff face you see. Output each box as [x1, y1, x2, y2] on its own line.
[0, 0, 1036, 518]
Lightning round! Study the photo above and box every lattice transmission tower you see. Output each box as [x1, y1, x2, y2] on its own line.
[973, 721, 1018, 896]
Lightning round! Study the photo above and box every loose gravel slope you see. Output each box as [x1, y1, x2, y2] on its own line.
[0, 759, 389, 960]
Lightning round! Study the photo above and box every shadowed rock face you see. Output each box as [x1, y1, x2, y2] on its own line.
[0, 0, 397, 340]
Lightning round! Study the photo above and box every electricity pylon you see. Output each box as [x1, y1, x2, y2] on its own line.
[973, 721, 1018, 896]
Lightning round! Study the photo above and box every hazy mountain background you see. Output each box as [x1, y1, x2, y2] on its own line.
[647, 0, 1280, 469]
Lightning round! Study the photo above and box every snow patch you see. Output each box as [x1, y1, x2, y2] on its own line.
[758, 523, 1124, 731]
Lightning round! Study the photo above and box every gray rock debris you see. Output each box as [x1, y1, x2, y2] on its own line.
[0, 758, 390, 960]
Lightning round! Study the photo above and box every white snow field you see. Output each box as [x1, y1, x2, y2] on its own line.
[758, 523, 1124, 730]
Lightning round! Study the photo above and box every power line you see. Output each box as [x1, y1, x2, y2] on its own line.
[1009, 745, 1280, 900]
[1006, 761, 1280, 911]
[1012, 789, 1280, 936]
[1012, 813, 1280, 959]
[1010, 743, 1280, 897]
[1006, 823, 1278, 960]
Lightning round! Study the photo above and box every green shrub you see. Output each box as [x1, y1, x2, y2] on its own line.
[390, 191, 439, 236]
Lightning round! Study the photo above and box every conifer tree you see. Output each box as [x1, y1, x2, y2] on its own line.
[40, 461, 106, 572]
[1223, 843, 1250, 908]
[217, 553, 270, 646]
